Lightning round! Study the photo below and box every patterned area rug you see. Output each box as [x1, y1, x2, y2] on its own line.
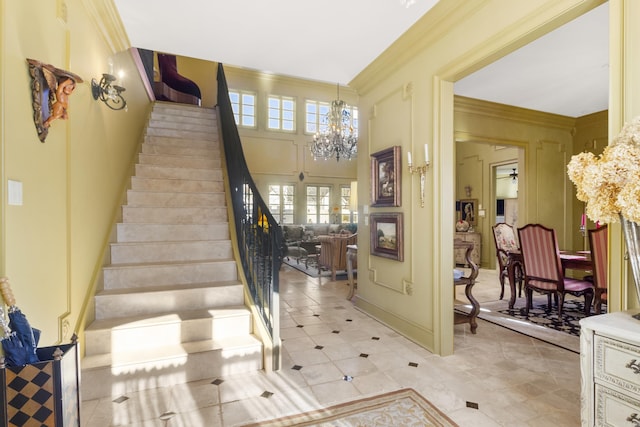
[496, 299, 607, 337]
[241, 388, 458, 427]
[456, 295, 605, 353]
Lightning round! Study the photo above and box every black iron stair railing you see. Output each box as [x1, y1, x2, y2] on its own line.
[216, 63, 284, 371]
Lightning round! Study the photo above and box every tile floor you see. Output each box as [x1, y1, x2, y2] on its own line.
[81, 266, 581, 426]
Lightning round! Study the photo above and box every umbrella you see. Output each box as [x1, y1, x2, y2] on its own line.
[0, 306, 29, 367]
[0, 277, 39, 365]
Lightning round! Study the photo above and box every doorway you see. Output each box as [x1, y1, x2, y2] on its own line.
[494, 163, 518, 228]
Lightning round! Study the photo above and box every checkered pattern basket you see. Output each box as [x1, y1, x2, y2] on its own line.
[0, 341, 79, 426]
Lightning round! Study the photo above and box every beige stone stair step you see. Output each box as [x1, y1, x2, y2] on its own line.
[152, 102, 214, 118]
[122, 205, 228, 224]
[84, 306, 252, 355]
[115, 223, 229, 242]
[125, 190, 226, 207]
[110, 239, 232, 264]
[150, 111, 216, 126]
[148, 118, 217, 134]
[145, 126, 215, 141]
[141, 143, 218, 158]
[138, 153, 221, 169]
[130, 176, 224, 193]
[134, 163, 222, 181]
[95, 280, 244, 319]
[81, 335, 263, 400]
[142, 135, 219, 149]
[102, 260, 238, 290]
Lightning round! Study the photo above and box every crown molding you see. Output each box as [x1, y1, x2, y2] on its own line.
[80, 0, 130, 54]
[455, 95, 576, 131]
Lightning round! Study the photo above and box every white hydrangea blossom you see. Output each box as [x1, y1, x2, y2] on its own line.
[567, 116, 640, 224]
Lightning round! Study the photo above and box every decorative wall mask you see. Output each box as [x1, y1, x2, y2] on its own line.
[26, 59, 83, 142]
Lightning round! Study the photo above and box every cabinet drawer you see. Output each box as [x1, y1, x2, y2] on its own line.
[594, 335, 640, 396]
[595, 384, 640, 426]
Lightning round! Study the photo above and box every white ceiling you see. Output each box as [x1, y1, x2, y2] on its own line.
[455, 2, 609, 118]
[113, 0, 608, 118]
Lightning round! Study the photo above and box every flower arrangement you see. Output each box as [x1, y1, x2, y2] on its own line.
[567, 116, 640, 224]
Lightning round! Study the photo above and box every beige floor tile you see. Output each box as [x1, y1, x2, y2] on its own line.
[82, 266, 582, 426]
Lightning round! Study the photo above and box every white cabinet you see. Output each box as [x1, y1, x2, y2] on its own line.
[454, 232, 481, 266]
[580, 311, 640, 426]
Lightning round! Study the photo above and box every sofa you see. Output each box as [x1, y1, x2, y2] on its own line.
[282, 223, 357, 264]
[282, 223, 357, 246]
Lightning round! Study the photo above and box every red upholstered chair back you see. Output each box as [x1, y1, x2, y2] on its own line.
[588, 225, 608, 291]
[518, 224, 563, 289]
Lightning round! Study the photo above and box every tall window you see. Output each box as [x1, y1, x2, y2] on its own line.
[267, 95, 295, 131]
[306, 185, 331, 224]
[243, 184, 254, 219]
[305, 100, 330, 134]
[340, 186, 352, 224]
[305, 99, 358, 135]
[268, 184, 295, 224]
[228, 90, 256, 128]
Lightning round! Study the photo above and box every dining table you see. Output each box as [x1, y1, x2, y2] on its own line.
[505, 249, 592, 309]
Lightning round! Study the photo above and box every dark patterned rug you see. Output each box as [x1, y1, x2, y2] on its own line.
[497, 299, 607, 337]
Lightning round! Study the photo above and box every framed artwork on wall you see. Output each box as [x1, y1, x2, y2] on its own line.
[371, 146, 401, 207]
[370, 213, 404, 261]
[459, 199, 478, 226]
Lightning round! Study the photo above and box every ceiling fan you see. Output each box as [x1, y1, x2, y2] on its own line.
[497, 168, 519, 183]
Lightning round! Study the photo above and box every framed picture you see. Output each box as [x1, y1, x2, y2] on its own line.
[459, 199, 478, 226]
[370, 213, 404, 261]
[371, 146, 401, 207]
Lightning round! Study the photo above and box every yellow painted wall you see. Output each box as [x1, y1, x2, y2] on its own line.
[571, 110, 608, 250]
[175, 56, 217, 108]
[350, 0, 610, 355]
[1, 0, 151, 347]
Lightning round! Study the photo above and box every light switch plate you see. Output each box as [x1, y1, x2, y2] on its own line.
[8, 180, 23, 206]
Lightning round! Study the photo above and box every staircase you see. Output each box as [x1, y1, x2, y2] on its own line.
[81, 102, 263, 401]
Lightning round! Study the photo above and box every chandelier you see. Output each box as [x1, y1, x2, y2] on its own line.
[310, 85, 357, 162]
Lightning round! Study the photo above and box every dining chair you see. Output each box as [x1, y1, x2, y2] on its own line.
[517, 223, 594, 319]
[588, 225, 608, 314]
[492, 223, 523, 300]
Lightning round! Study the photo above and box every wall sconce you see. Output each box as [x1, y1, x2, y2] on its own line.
[465, 185, 472, 197]
[407, 144, 430, 208]
[91, 73, 127, 110]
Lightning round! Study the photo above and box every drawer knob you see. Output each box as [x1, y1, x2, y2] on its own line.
[626, 359, 640, 375]
[627, 413, 640, 426]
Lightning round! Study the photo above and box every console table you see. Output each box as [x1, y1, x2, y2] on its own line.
[454, 232, 481, 266]
[454, 239, 480, 334]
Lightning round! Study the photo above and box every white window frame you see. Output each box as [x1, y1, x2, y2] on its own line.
[340, 185, 353, 224]
[228, 89, 257, 128]
[305, 99, 358, 137]
[267, 95, 296, 132]
[268, 184, 295, 224]
[305, 100, 330, 135]
[306, 185, 331, 224]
